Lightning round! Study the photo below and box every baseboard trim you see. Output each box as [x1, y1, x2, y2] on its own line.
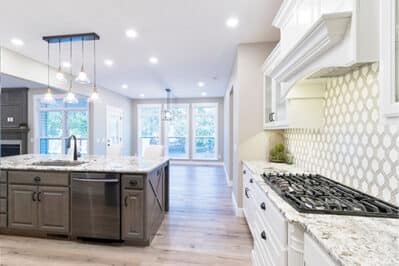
[224, 164, 233, 187]
[171, 160, 223, 166]
[232, 192, 244, 217]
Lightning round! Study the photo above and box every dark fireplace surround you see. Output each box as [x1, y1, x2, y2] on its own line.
[1, 87, 29, 157]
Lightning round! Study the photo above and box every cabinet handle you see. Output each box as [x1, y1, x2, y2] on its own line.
[244, 188, 250, 199]
[124, 195, 129, 207]
[37, 192, 42, 202]
[34, 176, 41, 183]
[129, 180, 138, 186]
[261, 231, 267, 240]
[260, 202, 266, 210]
[250, 178, 253, 183]
[243, 170, 246, 174]
[32, 192, 37, 202]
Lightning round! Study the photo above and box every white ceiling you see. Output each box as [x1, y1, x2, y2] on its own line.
[0, 0, 281, 99]
[0, 73, 45, 89]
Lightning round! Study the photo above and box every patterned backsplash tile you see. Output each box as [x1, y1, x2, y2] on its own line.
[284, 63, 399, 206]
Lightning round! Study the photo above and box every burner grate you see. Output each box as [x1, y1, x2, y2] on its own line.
[262, 172, 399, 218]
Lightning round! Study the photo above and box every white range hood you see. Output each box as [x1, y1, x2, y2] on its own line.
[263, 0, 379, 97]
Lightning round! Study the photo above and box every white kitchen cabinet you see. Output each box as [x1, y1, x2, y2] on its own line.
[263, 78, 325, 130]
[262, 0, 379, 130]
[304, 233, 337, 266]
[380, 0, 399, 123]
[242, 165, 305, 266]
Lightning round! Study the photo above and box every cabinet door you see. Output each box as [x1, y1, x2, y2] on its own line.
[38, 186, 69, 233]
[122, 190, 144, 240]
[8, 185, 37, 230]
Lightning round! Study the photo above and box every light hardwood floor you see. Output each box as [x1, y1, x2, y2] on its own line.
[0, 165, 253, 266]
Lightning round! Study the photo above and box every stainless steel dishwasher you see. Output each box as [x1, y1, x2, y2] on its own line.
[71, 173, 121, 240]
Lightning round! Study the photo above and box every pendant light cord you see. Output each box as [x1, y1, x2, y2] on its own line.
[93, 39, 96, 90]
[70, 38, 73, 91]
[58, 40, 61, 68]
[81, 37, 84, 70]
[47, 41, 50, 92]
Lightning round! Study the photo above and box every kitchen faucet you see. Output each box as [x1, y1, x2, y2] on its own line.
[67, 135, 78, 161]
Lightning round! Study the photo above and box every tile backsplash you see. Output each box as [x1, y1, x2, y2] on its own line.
[284, 63, 399, 206]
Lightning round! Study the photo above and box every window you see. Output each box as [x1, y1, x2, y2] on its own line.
[138, 104, 161, 156]
[38, 97, 88, 155]
[192, 103, 218, 160]
[166, 104, 189, 159]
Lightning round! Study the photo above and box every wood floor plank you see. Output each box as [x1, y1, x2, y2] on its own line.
[0, 165, 252, 266]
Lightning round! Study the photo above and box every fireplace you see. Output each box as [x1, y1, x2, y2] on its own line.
[1, 140, 22, 157]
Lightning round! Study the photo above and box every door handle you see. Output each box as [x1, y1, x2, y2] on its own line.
[124, 195, 128, 207]
[32, 191, 37, 202]
[244, 188, 250, 199]
[37, 192, 42, 202]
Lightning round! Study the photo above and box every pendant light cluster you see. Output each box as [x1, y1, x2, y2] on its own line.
[42, 33, 100, 104]
[162, 88, 173, 121]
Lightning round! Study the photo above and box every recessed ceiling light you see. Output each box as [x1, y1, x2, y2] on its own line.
[149, 57, 159, 64]
[125, 29, 138, 39]
[11, 38, 24, 46]
[121, 84, 128, 89]
[104, 59, 114, 67]
[226, 17, 239, 28]
[197, 81, 205, 87]
[62, 61, 71, 68]
[139, 93, 145, 98]
[201, 92, 207, 97]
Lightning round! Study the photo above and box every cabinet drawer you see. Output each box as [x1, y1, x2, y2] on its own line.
[0, 213, 6, 228]
[0, 183, 6, 198]
[8, 171, 69, 186]
[0, 171, 7, 183]
[0, 198, 6, 213]
[122, 175, 144, 190]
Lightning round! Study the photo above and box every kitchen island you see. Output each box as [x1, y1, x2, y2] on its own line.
[0, 154, 169, 246]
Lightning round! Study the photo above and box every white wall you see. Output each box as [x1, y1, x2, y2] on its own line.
[2, 47, 132, 156]
[224, 42, 283, 210]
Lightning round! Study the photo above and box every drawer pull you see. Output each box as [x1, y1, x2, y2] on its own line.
[260, 202, 266, 210]
[37, 192, 42, 202]
[245, 188, 250, 199]
[129, 180, 138, 186]
[249, 178, 253, 183]
[32, 192, 37, 202]
[261, 231, 267, 240]
[34, 176, 41, 182]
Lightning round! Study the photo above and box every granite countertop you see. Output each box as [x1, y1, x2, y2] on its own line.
[242, 160, 399, 266]
[0, 154, 169, 174]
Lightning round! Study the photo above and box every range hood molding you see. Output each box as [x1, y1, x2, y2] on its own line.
[263, 12, 352, 86]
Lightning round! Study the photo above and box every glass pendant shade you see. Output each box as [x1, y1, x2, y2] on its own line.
[42, 88, 55, 104]
[64, 89, 78, 104]
[162, 109, 172, 121]
[56, 67, 66, 81]
[88, 87, 101, 103]
[75, 66, 90, 84]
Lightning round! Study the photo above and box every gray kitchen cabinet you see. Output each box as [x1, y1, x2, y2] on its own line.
[38, 186, 69, 233]
[8, 185, 37, 230]
[0, 171, 7, 228]
[122, 190, 144, 240]
[0, 88, 28, 128]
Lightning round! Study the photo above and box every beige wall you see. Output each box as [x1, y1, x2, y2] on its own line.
[131, 97, 224, 162]
[224, 42, 283, 210]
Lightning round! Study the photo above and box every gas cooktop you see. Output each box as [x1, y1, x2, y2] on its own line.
[261, 172, 399, 218]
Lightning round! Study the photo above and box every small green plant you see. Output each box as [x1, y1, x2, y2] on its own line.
[270, 144, 286, 162]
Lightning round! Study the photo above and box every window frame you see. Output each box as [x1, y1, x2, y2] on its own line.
[34, 95, 89, 155]
[191, 102, 219, 161]
[137, 104, 162, 156]
[164, 103, 190, 160]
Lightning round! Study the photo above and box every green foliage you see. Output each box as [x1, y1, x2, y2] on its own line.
[270, 144, 286, 162]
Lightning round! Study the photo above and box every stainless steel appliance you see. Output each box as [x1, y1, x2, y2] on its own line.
[262, 172, 399, 218]
[71, 173, 121, 240]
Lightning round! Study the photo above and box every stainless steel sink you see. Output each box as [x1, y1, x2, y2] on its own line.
[32, 160, 87, 167]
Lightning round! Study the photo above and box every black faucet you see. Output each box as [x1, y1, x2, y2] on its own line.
[67, 135, 78, 161]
